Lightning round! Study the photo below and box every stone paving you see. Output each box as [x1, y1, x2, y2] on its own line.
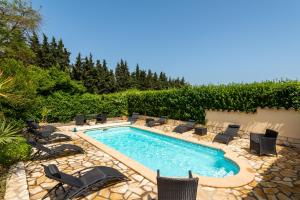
[4, 162, 29, 200]
[25, 138, 156, 200]
[6, 119, 300, 200]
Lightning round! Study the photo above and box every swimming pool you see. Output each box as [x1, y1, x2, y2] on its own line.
[85, 126, 239, 177]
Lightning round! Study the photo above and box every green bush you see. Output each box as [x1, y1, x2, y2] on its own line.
[31, 91, 129, 122]
[0, 138, 31, 166]
[29, 81, 299, 124]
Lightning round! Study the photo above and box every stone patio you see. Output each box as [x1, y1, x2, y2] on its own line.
[7, 119, 300, 200]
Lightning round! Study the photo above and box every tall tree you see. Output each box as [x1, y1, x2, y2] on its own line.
[0, 0, 41, 64]
[115, 59, 130, 91]
[29, 31, 42, 65]
[71, 53, 83, 81]
[40, 34, 55, 68]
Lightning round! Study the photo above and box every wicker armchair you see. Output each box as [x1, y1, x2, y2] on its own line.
[149, 170, 198, 200]
[250, 129, 278, 156]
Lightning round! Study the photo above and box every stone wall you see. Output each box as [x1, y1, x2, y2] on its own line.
[205, 108, 300, 148]
[137, 108, 300, 149]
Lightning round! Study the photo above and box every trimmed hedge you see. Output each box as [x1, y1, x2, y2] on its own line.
[31, 81, 300, 123]
[30, 92, 129, 122]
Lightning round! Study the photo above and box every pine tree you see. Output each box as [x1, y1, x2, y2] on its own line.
[159, 72, 168, 89]
[152, 72, 159, 90]
[57, 39, 70, 72]
[40, 34, 55, 68]
[139, 70, 147, 90]
[146, 69, 153, 89]
[71, 53, 83, 81]
[115, 59, 130, 91]
[130, 64, 141, 89]
[29, 32, 42, 66]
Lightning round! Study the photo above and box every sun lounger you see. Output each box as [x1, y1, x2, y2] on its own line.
[28, 140, 83, 158]
[42, 164, 129, 199]
[174, 120, 196, 133]
[147, 116, 167, 127]
[213, 124, 240, 145]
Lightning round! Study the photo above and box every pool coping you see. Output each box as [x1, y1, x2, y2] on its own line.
[77, 124, 255, 188]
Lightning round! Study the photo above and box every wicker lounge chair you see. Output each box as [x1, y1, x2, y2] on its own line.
[174, 120, 196, 133]
[42, 164, 129, 200]
[149, 170, 198, 200]
[96, 113, 107, 124]
[213, 124, 240, 145]
[75, 114, 86, 125]
[147, 116, 167, 127]
[250, 129, 278, 156]
[128, 112, 139, 123]
[28, 140, 83, 158]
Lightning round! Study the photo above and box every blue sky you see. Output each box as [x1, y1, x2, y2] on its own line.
[32, 0, 300, 85]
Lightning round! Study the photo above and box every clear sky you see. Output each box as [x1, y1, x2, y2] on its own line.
[32, 0, 300, 85]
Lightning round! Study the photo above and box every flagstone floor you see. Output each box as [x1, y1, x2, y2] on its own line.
[22, 121, 300, 200]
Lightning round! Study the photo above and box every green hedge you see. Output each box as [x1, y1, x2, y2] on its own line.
[31, 81, 300, 123]
[30, 91, 129, 122]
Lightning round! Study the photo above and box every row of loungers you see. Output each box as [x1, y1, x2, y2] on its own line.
[26, 120, 199, 199]
[144, 116, 278, 156]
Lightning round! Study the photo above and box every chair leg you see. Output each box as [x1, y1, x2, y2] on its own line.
[42, 183, 63, 200]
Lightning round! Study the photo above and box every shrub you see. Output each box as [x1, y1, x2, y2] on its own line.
[29, 81, 299, 123]
[0, 137, 31, 166]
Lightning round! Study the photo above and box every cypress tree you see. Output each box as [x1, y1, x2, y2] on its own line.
[146, 69, 153, 89]
[115, 59, 130, 91]
[40, 34, 58, 68]
[71, 53, 83, 81]
[57, 39, 70, 72]
[29, 32, 42, 66]
[139, 70, 147, 90]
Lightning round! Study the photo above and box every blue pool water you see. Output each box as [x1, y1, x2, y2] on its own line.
[85, 126, 239, 177]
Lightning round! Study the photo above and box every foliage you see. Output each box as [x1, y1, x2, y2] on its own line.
[27, 81, 299, 124]
[28, 65, 86, 95]
[128, 81, 300, 123]
[0, 137, 31, 166]
[30, 91, 128, 122]
[0, 119, 21, 145]
[0, 59, 36, 120]
[0, 0, 41, 64]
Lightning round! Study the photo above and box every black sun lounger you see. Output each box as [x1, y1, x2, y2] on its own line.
[174, 120, 196, 133]
[42, 164, 129, 200]
[26, 121, 71, 142]
[213, 124, 240, 145]
[28, 141, 83, 158]
[128, 112, 139, 123]
[149, 170, 198, 200]
[147, 116, 167, 127]
[26, 119, 57, 133]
